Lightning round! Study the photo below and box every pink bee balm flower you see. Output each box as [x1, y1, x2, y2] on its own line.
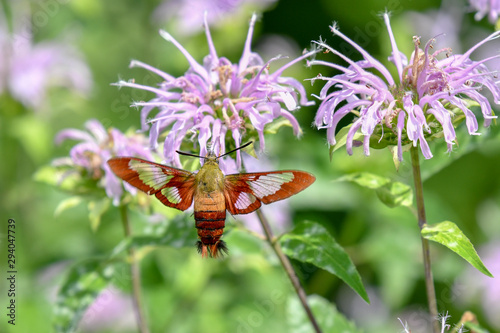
[0, 5, 91, 111]
[309, 13, 500, 161]
[469, 0, 500, 24]
[55, 119, 154, 205]
[114, 14, 316, 173]
[153, 0, 278, 36]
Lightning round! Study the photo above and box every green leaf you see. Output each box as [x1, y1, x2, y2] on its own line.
[336, 172, 413, 208]
[336, 172, 389, 190]
[368, 134, 390, 149]
[34, 164, 67, 187]
[55, 197, 83, 216]
[242, 138, 258, 159]
[280, 221, 369, 302]
[265, 117, 295, 135]
[111, 213, 197, 257]
[329, 124, 363, 161]
[53, 258, 117, 333]
[223, 227, 265, 256]
[287, 294, 363, 333]
[10, 114, 52, 163]
[376, 180, 413, 208]
[88, 198, 111, 232]
[421, 221, 493, 277]
[136, 212, 196, 248]
[389, 144, 411, 171]
[34, 164, 101, 196]
[463, 320, 490, 333]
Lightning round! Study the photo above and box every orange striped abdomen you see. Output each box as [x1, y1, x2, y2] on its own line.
[193, 190, 227, 257]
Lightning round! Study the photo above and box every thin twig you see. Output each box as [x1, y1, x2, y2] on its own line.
[256, 210, 322, 333]
[120, 205, 150, 333]
[410, 146, 439, 333]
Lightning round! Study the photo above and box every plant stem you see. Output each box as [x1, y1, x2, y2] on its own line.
[256, 210, 322, 333]
[410, 146, 439, 333]
[120, 205, 150, 333]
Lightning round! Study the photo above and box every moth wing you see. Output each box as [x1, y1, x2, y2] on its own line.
[224, 170, 315, 215]
[107, 157, 196, 211]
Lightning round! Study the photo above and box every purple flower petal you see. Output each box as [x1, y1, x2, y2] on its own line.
[311, 13, 500, 161]
[116, 14, 315, 169]
[55, 119, 153, 205]
[55, 129, 94, 145]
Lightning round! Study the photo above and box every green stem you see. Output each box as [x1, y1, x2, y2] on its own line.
[410, 146, 439, 333]
[120, 205, 150, 333]
[256, 210, 322, 333]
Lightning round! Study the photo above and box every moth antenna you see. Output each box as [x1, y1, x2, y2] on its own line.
[177, 141, 252, 160]
[176, 150, 205, 159]
[217, 141, 253, 160]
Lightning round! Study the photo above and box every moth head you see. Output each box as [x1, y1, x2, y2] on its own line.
[196, 240, 229, 258]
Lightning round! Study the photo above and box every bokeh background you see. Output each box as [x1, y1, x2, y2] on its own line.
[1, 0, 500, 332]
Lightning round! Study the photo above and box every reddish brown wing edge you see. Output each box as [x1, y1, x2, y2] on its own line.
[224, 170, 315, 215]
[107, 157, 196, 211]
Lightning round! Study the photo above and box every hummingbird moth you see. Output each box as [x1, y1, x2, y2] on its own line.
[107, 142, 315, 258]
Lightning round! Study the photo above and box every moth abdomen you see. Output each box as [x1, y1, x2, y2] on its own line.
[194, 209, 226, 258]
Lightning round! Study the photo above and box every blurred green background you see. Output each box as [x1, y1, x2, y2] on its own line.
[1, 0, 500, 332]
